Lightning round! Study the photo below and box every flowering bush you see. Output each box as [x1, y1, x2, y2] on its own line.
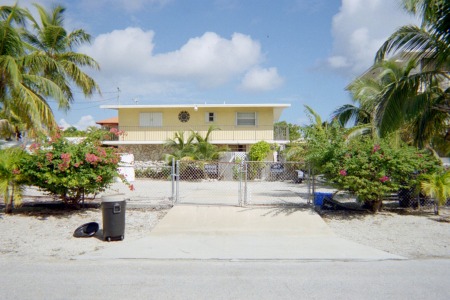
[20, 130, 126, 205]
[319, 137, 442, 211]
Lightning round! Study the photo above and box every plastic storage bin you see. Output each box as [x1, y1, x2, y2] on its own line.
[313, 192, 333, 207]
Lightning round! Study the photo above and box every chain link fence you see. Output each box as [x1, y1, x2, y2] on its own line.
[132, 160, 448, 211]
[172, 160, 314, 206]
[175, 161, 243, 205]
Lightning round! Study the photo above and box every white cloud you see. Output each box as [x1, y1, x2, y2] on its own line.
[80, 27, 156, 74]
[58, 116, 99, 131]
[327, 0, 420, 77]
[240, 67, 284, 92]
[80, 28, 278, 94]
[58, 119, 72, 130]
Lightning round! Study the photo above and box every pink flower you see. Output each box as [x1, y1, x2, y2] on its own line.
[12, 169, 20, 175]
[58, 162, 69, 171]
[96, 175, 103, 182]
[339, 169, 347, 176]
[85, 153, 101, 164]
[372, 144, 381, 153]
[45, 152, 53, 162]
[61, 153, 71, 163]
[379, 176, 389, 183]
[50, 132, 61, 143]
[29, 143, 40, 152]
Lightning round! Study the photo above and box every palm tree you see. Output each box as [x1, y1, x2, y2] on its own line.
[373, 0, 450, 140]
[348, 57, 448, 149]
[0, 147, 28, 213]
[190, 125, 225, 160]
[165, 126, 226, 163]
[376, 0, 450, 71]
[21, 4, 100, 104]
[0, 4, 100, 138]
[164, 131, 196, 163]
[0, 4, 73, 137]
[421, 170, 450, 215]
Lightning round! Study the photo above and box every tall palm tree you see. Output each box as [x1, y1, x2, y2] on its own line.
[0, 4, 66, 136]
[21, 3, 100, 107]
[333, 76, 380, 140]
[375, 0, 450, 115]
[0, 4, 101, 138]
[348, 57, 448, 149]
[376, 0, 450, 70]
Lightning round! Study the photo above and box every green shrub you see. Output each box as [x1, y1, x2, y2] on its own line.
[321, 137, 442, 210]
[248, 141, 271, 161]
[135, 167, 171, 179]
[20, 130, 128, 205]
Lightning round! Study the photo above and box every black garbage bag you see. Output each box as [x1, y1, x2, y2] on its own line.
[73, 222, 99, 238]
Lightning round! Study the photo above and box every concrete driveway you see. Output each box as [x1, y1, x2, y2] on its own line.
[79, 205, 405, 261]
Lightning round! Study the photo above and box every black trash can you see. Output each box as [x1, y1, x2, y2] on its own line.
[102, 194, 127, 242]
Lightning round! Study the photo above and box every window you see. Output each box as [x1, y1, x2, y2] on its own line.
[139, 112, 162, 127]
[236, 112, 256, 126]
[229, 144, 246, 152]
[205, 112, 215, 122]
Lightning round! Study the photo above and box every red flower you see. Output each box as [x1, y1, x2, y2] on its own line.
[129, 184, 135, 191]
[339, 169, 347, 176]
[96, 175, 103, 182]
[379, 176, 389, 183]
[372, 144, 381, 153]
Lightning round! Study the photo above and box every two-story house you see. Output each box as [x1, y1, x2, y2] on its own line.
[99, 103, 290, 161]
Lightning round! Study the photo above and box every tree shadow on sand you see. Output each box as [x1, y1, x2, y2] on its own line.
[0, 200, 100, 219]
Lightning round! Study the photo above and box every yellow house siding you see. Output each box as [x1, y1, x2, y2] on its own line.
[114, 106, 282, 143]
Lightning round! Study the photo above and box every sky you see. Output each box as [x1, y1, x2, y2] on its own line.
[6, 0, 419, 130]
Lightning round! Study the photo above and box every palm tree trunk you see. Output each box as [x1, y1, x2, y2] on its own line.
[5, 186, 14, 214]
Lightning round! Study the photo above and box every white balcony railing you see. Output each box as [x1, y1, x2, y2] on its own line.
[104, 125, 289, 143]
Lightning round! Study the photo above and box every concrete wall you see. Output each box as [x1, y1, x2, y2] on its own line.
[119, 144, 166, 161]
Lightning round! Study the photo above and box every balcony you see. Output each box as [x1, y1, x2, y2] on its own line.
[103, 125, 289, 144]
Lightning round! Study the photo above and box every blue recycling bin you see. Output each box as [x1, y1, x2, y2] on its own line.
[314, 192, 333, 207]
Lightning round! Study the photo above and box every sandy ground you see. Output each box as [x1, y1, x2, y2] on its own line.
[321, 208, 450, 259]
[0, 205, 169, 261]
[1, 201, 449, 260]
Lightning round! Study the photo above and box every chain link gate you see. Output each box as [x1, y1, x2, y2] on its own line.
[172, 160, 311, 206]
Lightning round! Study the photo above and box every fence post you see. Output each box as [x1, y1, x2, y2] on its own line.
[238, 162, 243, 207]
[171, 158, 175, 205]
[243, 161, 248, 206]
[176, 160, 180, 204]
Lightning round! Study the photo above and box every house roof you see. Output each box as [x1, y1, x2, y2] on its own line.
[100, 103, 291, 122]
[96, 116, 118, 125]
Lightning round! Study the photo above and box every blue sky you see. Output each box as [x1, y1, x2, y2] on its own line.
[7, 0, 419, 129]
